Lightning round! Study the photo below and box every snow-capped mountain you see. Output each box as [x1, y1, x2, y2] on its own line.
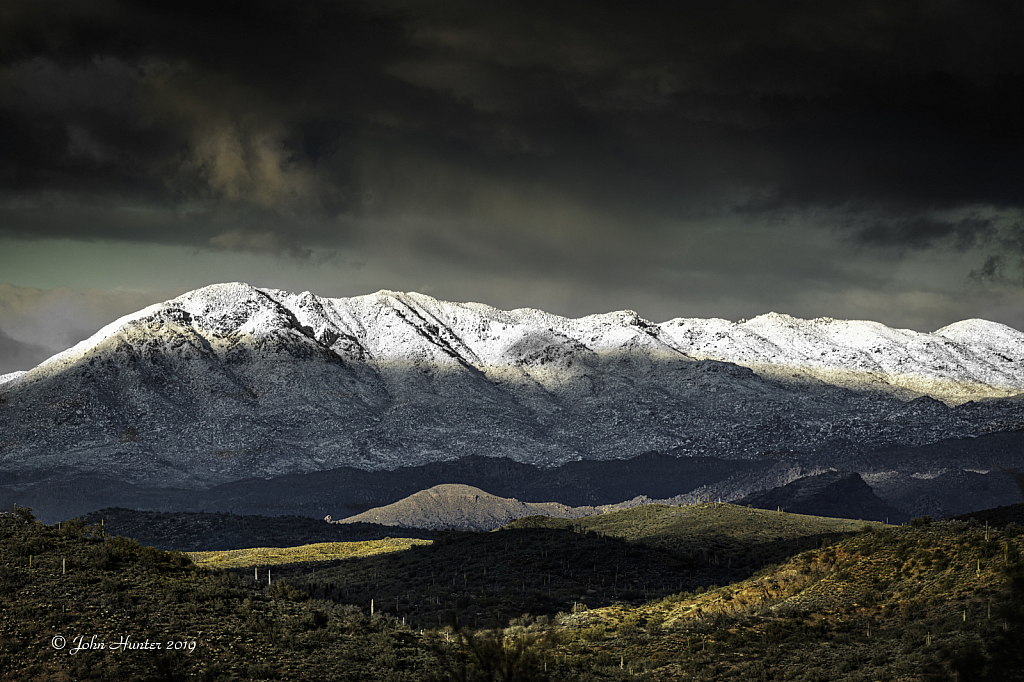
[660, 314, 1024, 403]
[0, 282, 1021, 490]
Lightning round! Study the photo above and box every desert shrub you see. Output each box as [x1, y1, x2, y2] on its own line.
[428, 628, 552, 682]
[12, 506, 36, 524]
[86, 535, 191, 572]
[616, 615, 642, 643]
[11, 535, 50, 557]
[268, 581, 310, 602]
[58, 517, 88, 537]
[0, 565, 27, 594]
[645, 614, 665, 637]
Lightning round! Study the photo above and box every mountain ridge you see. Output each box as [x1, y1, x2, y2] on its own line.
[9, 283, 1023, 403]
[0, 283, 1021, 503]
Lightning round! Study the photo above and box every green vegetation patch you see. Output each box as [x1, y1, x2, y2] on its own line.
[188, 538, 432, 570]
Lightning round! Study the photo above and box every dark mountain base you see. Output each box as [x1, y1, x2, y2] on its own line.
[0, 453, 771, 523]
[3, 432, 1020, 526]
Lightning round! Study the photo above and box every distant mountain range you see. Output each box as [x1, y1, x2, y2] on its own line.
[0, 282, 1021, 522]
[330, 473, 905, 532]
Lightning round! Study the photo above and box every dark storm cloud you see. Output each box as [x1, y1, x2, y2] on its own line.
[0, 1, 391, 256]
[853, 216, 997, 251]
[967, 219, 1024, 287]
[1, 0, 1023, 284]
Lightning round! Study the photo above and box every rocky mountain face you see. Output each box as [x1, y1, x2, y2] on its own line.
[0, 282, 1022, 522]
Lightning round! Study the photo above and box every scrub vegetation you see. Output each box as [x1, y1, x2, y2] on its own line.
[1, 504, 1021, 680]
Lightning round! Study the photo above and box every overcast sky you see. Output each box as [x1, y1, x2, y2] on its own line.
[2, 0, 1023, 372]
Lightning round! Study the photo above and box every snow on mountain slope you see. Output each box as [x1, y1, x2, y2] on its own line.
[0, 282, 1021, 489]
[658, 312, 1024, 403]
[0, 371, 25, 388]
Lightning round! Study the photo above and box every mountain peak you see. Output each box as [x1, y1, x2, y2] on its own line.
[934, 318, 1024, 347]
[747, 311, 796, 323]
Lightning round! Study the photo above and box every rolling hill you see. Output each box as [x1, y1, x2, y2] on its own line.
[333, 483, 600, 531]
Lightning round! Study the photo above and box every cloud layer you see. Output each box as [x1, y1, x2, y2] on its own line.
[1, 0, 1022, 358]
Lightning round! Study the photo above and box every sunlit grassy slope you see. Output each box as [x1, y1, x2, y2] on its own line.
[188, 537, 431, 570]
[507, 502, 877, 553]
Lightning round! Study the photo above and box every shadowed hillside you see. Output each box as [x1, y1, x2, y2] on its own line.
[952, 502, 1024, 529]
[81, 507, 433, 551]
[505, 503, 875, 570]
[0, 511, 441, 681]
[735, 470, 908, 523]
